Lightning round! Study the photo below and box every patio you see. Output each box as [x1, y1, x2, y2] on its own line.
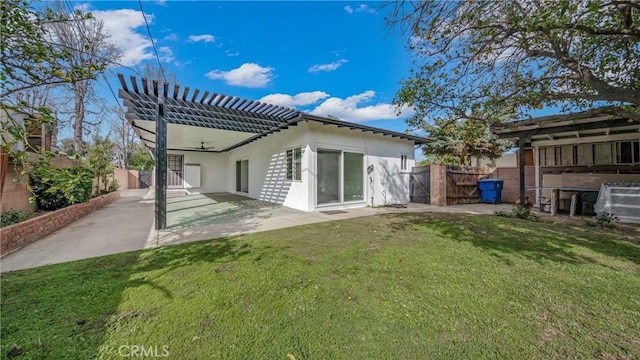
[166, 192, 303, 229]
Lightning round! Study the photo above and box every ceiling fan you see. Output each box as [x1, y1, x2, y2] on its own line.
[185, 141, 215, 151]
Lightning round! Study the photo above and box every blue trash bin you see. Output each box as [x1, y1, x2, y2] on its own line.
[477, 179, 504, 204]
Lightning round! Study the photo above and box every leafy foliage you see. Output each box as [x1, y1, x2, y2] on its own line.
[595, 212, 619, 228]
[26, 161, 93, 211]
[423, 117, 512, 165]
[387, 0, 640, 126]
[0, 0, 105, 98]
[85, 137, 115, 195]
[127, 147, 154, 172]
[494, 206, 539, 222]
[0, 209, 30, 227]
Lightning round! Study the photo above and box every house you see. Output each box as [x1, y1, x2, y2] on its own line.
[118, 75, 427, 223]
[492, 108, 640, 213]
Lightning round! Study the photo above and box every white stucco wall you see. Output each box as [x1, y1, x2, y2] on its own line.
[225, 123, 312, 211]
[166, 121, 418, 211]
[166, 150, 227, 193]
[306, 121, 416, 208]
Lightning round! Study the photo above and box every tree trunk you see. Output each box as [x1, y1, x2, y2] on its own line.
[73, 85, 84, 153]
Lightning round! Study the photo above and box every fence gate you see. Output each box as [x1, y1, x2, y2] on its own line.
[446, 165, 493, 205]
[410, 166, 430, 204]
[139, 171, 152, 188]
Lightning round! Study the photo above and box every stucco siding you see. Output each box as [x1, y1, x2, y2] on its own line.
[306, 121, 416, 207]
[225, 123, 312, 211]
[166, 150, 227, 193]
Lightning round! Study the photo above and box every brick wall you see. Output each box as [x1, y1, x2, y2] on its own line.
[0, 191, 120, 257]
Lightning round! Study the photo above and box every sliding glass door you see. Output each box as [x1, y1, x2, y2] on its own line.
[317, 149, 364, 205]
[317, 149, 341, 204]
[343, 152, 364, 201]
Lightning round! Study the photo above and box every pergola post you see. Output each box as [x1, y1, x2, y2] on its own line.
[155, 97, 167, 230]
[518, 137, 529, 208]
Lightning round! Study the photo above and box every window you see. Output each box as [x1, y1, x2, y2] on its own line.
[167, 154, 183, 187]
[400, 155, 408, 170]
[286, 148, 302, 181]
[617, 141, 635, 164]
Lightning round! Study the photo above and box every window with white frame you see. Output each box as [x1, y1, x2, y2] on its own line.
[400, 154, 408, 170]
[286, 148, 302, 181]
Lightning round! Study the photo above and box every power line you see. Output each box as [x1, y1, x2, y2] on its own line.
[138, 0, 166, 83]
[102, 71, 126, 115]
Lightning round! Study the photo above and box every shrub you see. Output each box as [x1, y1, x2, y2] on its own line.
[494, 205, 539, 222]
[108, 178, 119, 193]
[1, 209, 29, 227]
[595, 212, 619, 228]
[27, 163, 93, 211]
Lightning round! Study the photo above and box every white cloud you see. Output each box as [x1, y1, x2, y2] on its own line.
[188, 34, 215, 43]
[92, 9, 153, 66]
[225, 49, 240, 57]
[206, 63, 274, 88]
[259, 91, 329, 107]
[163, 33, 178, 41]
[158, 46, 173, 63]
[308, 59, 348, 73]
[309, 91, 413, 122]
[344, 4, 377, 15]
[155, 0, 167, 5]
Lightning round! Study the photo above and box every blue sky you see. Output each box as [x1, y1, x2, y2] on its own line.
[78, 1, 416, 135]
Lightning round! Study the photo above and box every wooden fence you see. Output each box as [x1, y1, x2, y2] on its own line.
[445, 165, 495, 205]
[410, 164, 496, 206]
[409, 166, 430, 204]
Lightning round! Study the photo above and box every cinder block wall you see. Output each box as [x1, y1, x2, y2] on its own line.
[1, 169, 36, 213]
[495, 166, 536, 204]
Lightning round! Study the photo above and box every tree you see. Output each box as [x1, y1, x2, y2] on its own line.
[109, 107, 136, 168]
[48, 2, 122, 153]
[422, 117, 512, 165]
[386, 0, 640, 127]
[85, 136, 115, 194]
[1, 0, 79, 98]
[143, 64, 179, 88]
[127, 145, 154, 172]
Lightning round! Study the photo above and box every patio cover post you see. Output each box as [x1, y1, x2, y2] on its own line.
[518, 137, 529, 209]
[155, 98, 167, 230]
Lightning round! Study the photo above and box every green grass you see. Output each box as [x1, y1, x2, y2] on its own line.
[2, 213, 639, 359]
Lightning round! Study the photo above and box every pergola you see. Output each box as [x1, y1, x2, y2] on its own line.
[118, 74, 426, 229]
[492, 107, 640, 207]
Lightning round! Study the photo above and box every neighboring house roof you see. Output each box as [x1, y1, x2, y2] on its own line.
[117, 74, 428, 152]
[492, 107, 639, 143]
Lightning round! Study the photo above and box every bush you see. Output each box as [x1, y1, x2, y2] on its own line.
[108, 178, 119, 193]
[27, 163, 93, 211]
[494, 205, 539, 222]
[1, 209, 29, 227]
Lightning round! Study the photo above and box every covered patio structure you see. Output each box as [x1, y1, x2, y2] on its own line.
[118, 74, 427, 230]
[492, 107, 640, 215]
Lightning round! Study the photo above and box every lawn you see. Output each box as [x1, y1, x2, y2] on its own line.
[2, 213, 639, 359]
